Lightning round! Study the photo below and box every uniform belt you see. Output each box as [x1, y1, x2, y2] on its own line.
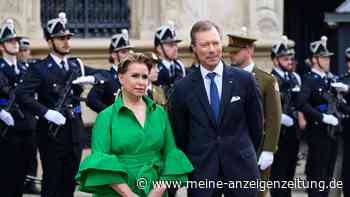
[73, 105, 81, 113]
[0, 98, 8, 105]
[316, 104, 328, 112]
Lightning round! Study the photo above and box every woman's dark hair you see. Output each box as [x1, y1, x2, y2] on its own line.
[118, 52, 155, 74]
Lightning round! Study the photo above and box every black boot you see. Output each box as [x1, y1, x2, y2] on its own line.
[23, 181, 41, 194]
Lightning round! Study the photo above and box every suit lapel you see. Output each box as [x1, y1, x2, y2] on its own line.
[218, 66, 235, 125]
[191, 70, 217, 127]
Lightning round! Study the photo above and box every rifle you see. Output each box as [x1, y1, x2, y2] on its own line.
[323, 77, 346, 197]
[0, 86, 24, 140]
[48, 71, 77, 139]
[322, 83, 344, 140]
[280, 76, 298, 133]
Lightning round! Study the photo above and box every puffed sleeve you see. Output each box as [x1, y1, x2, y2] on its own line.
[158, 107, 194, 185]
[75, 107, 128, 195]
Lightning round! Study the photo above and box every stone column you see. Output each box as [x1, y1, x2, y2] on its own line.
[253, 0, 284, 41]
[132, 0, 161, 40]
[0, 0, 43, 39]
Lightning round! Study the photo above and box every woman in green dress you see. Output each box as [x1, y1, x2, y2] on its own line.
[76, 53, 193, 197]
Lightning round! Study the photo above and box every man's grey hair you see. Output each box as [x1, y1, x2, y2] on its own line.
[190, 20, 222, 46]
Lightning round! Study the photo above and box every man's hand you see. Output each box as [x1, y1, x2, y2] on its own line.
[258, 151, 274, 170]
[0, 109, 14, 126]
[72, 76, 95, 85]
[44, 109, 66, 126]
[322, 114, 339, 126]
[331, 82, 349, 92]
[281, 113, 294, 127]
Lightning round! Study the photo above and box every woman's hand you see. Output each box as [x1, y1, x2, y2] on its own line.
[148, 183, 167, 197]
[111, 183, 139, 197]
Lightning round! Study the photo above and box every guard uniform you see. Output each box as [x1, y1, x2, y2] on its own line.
[0, 19, 37, 197]
[154, 22, 186, 97]
[16, 13, 103, 197]
[297, 36, 344, 197]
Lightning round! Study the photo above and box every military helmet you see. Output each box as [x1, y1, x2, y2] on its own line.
[310, 36, 334, 57]
[271, 35, 294, 59]
[43, 12, 74, 40]
[345, 47, 350, 60]
[154, 21, 181, 47]
[0, 18, 21, 43]
[19, 37, 30, 50]
[110, 29, 133, 52]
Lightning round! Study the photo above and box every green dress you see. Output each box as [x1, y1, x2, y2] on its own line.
[75, 95, 193, 197]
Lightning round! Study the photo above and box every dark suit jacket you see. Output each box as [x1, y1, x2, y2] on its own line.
[168, 63, 263, 196]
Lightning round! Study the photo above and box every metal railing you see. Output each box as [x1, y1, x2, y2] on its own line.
[41, 0, 130, 38]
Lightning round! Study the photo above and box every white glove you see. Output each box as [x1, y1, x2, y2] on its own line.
[72, 76, 95, 85]
[292, 86, 301, 92]
[322, 114, 339, 126]
[331, 82, 349, 92]
[0, 109, 15, 126]
[44, 109, 66, 126]
[258, 151, 274, 170]
[281, 113, 294, 127]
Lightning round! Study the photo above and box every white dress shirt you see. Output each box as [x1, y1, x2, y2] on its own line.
[161, 59, 186, 77]
[273, 67, 287, 79]
[50, 53, 68, 70]
[200, 61, 223, 104]
[311, 68, 326, 78]
[242, 62, 255, 73]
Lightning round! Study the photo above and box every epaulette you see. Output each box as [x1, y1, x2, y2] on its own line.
[68, 57, 85, 70]
[304, 71, 320, 79]
[255, 67, 275, 80]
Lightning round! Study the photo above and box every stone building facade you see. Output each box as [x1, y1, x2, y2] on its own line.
[0, 0, 285, 124]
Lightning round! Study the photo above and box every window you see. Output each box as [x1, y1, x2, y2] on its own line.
[41, 0, 130, 38]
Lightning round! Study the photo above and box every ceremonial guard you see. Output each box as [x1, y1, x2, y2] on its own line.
[87, 29, 132, 113]
[17, 37, 39, 67]
[341, 47, 350, 197]
[154, 21, 186, 96]
[15, 13, 103, 197]
[16, 36, 42, 194]
[297, 36, 349, 197]
[227, 27, 282, 197]
[0, 18, 37, 197]
[269, 36, 303, 197]
[141, 53, 166, 106]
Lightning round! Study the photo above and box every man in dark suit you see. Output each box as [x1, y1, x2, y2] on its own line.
[227, 30, 282, 197]
[168, 20, 264, 197]
[15, 12, 103, 197]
